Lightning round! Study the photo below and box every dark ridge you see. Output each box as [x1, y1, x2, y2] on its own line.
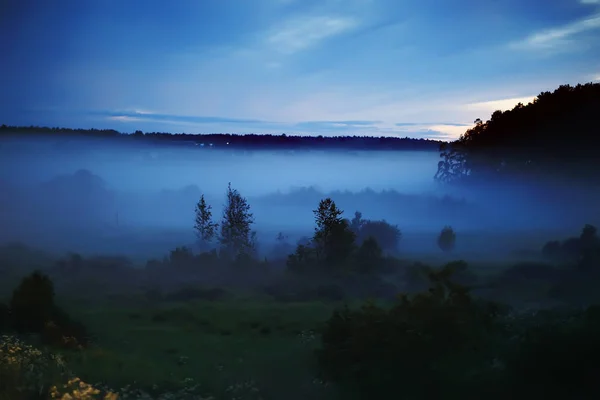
[0, 124, 442, 151]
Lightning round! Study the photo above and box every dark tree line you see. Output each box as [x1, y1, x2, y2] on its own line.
[435, 82, 600, 184]
[0, 124, 441, 151]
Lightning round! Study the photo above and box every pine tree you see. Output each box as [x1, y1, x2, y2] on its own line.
[219, 183, 255, 259]
[194, 194, 218, 250]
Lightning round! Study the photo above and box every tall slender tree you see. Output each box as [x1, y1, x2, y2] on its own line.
[219, 183, 256, 259]
[194, 194, 218, 250]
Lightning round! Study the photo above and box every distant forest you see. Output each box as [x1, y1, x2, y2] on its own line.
[0, 124, 441, 151]
[435, 82, 600, 185]
[2, 82, 598, 176]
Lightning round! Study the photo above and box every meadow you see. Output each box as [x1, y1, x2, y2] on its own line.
[1, 134, 600, 399]
[2, 217, 600, 400]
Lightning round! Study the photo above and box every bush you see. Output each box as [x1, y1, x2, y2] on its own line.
[357, 220, 401, 254]
[438, 225, 456, 253]
[169, 246, 195, 267]
[0, 335, 70, 399]
[9, 271, 55, 333]
[505, 306, 600, 399]
[354, 237, 383, 274]
[7, 271, 91, 350]
[316, 263, 502, 398]
[541, 240, 562, 260]
[0, 303, 9, 333]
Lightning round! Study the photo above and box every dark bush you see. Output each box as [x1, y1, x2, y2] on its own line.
[541, 240, 562, 260]
[316, 263, 502, 399]
[354, 237, 383, 274]
[8, 271, 91, 349]
[0, 302, 10, 332]
[169, 246, 195, 267]
[357, 220, 401, 254]
[437, 226, 456, 252]
[506, 306, 600, 399]
[9, 270, 55, 333]
[542, 224, 600, 265]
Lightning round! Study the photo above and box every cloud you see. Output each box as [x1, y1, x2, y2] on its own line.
[395, 122, 470, 127]
[580, 0, 600, 4]
[107, 115, 144, 123]
[464, 96, 537, 113]
[392, 122, 472, 141]
[96, 110, 270, 125]
[508, 12, 600, 52]
[265, 15, 359, 54]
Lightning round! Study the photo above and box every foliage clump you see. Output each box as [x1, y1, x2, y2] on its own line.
[7, 271, 90, 350]
[316, 262, 503, 398]
[437, 225, 456, 252]
[349, 211, 401, 254]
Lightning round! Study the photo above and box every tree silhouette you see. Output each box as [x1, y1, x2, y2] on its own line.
[194, 194, 218, 251]
[0, 124, 441, 151]
[313, 198, 356, 268]
[438, 226, 456, 253]
[219, 183, 256, 260]
[357, 220, 401, 254]
[435, 83, 600, 184]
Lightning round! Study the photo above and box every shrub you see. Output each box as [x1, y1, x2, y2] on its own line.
[9, 270, 55, 333]
[438, 225, 456, 252]
[0, 303, 9, 333]
[354, 236, 383, 274]
[0, 335, 70, 399]
[505, 305, 600, 399]
[316, 262, 502, 398]
[357, 220, 401, 254]
[8, 271, 91, 350]
[169, 246, 195, 267]
[41, 306, 91, 349]
[541, 240, 562, 260]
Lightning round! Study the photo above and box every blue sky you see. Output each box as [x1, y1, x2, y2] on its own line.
[1, 0, 599, 140]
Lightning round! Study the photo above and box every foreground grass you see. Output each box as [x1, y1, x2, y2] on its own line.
[56, 298, 345, 400]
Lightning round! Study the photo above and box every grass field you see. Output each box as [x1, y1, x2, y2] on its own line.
[0, 224, 591, 399]
[49, 297, 347, 400]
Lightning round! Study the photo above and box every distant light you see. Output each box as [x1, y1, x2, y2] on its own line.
[226, 142, 229, 145]
[200, 143, 205, 147]
[209, 143, 214, 146]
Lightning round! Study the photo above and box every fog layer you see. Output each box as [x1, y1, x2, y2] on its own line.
[1, 137, 598, 258]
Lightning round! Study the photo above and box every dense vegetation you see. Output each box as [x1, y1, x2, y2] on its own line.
[435, 82, 600, 184]
[0, 124, 441, 151]
[1, 181, 600, 399]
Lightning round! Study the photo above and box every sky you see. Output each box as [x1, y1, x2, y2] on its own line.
[1, 0, 599, 140]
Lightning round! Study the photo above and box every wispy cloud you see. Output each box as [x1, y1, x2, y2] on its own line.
[508, 12, 600, 52]
[580, 0, 600, 4]
[392, 122, 472, 141]
[464, 96, 537, 113]
[298, 120, 380, 127]
[395, 122, 470, 127]
[97, 110, 269, 125]
[266, 16, 359, 54]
